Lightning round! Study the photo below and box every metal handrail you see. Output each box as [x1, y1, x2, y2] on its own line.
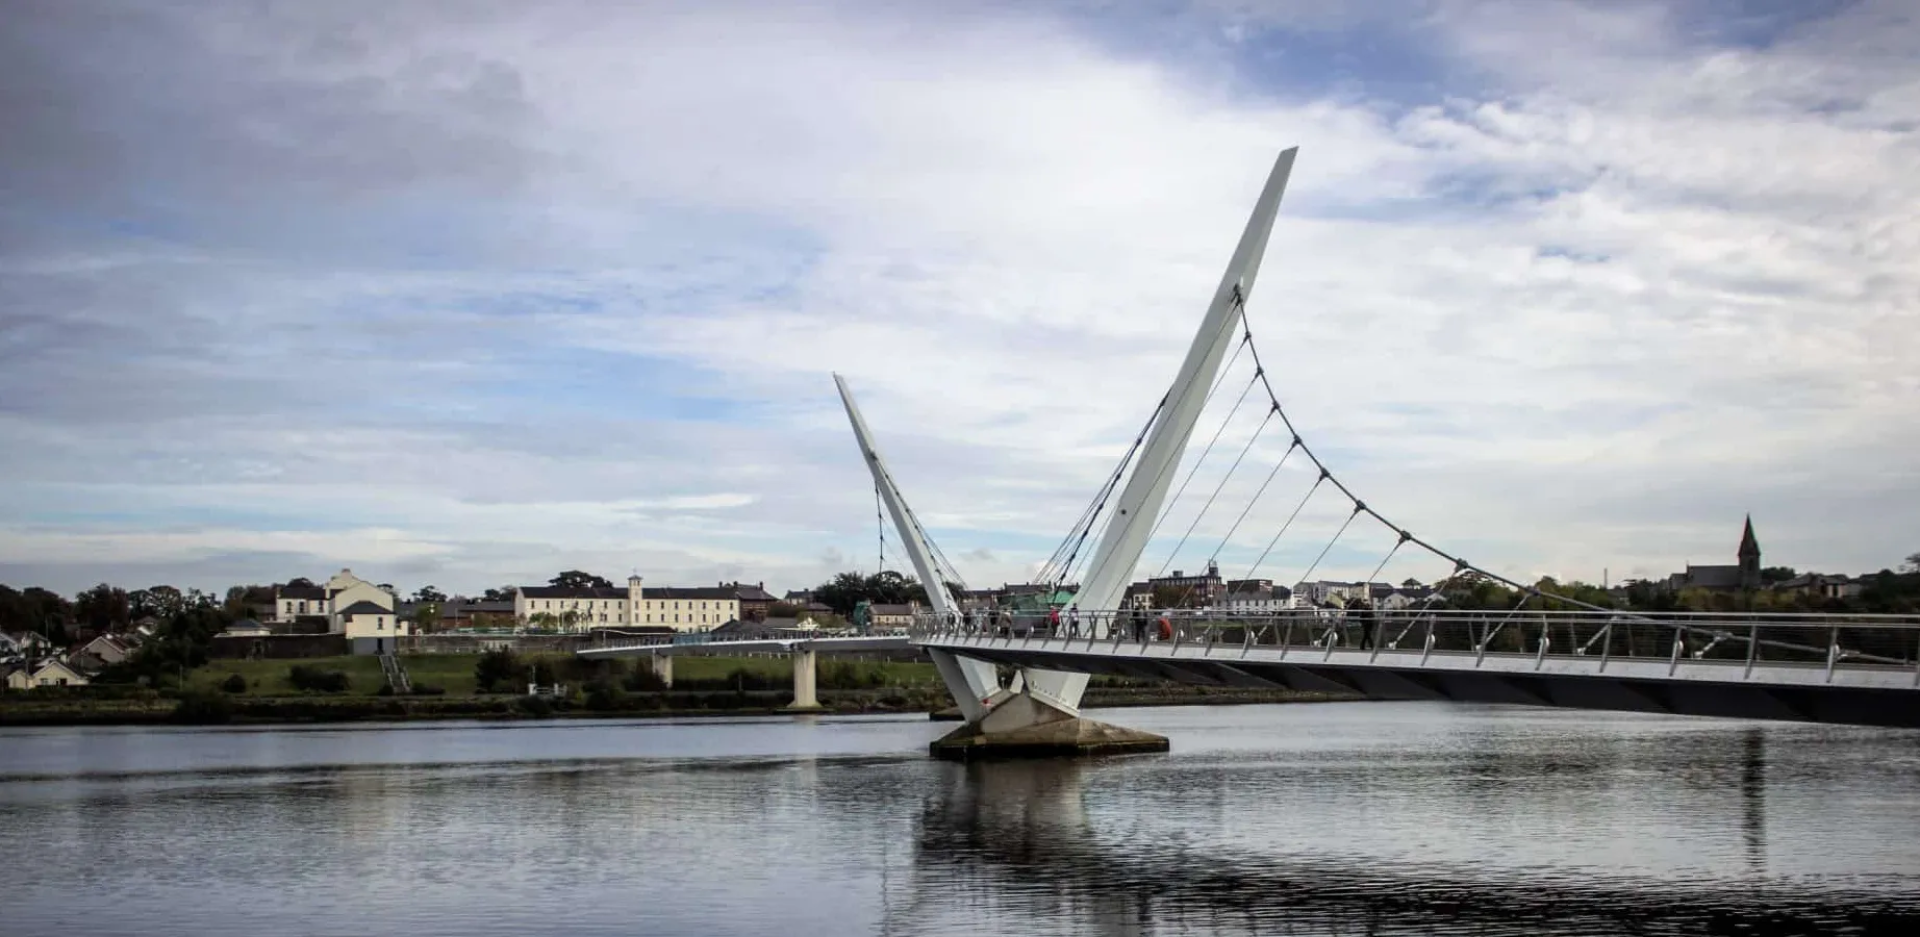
[908, 607, 1920, 672]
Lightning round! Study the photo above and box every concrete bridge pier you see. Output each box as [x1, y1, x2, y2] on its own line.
[782, 648, 825, 712]
[648, 655, 673, 689]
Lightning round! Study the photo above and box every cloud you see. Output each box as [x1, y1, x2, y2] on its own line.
[1, 0, 1915, 599]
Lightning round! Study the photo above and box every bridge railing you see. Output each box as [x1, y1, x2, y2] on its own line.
[583, 628, 906, 653]
[911, 608, 1920, 677]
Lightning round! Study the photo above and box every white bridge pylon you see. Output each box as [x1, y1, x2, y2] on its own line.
[835, 374, 1008, 722]
[836, 147, 1299, 732]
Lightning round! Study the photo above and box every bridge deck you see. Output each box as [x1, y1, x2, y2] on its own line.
[578, 634, 911, 659]
[913, 610, 1920, 729]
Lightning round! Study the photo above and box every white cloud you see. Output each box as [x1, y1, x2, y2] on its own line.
[1, 0, 1915, 598]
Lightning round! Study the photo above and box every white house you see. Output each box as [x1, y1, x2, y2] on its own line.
[1220, 588, 1293, 615]
[2, 632, 53, 658]
[514, 576, 741, 632]
[268, 569, 396, 624]
[4, 658, 89, 690]
[78, 634, 135, 665]
[336, 601, 408, 654]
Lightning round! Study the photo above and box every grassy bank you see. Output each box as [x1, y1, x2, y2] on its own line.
[184, 654, 942, 697]
[1, 654, 1353, 728]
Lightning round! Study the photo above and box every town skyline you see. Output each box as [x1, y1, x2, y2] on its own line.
[4, 2, 1916, 600]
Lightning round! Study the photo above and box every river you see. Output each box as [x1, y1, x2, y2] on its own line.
[3, 701, 1918, 936]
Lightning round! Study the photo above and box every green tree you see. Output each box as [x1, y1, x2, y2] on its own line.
[482, 586, 516, 602]
[75, 583, 132, 632]
[223, 585, 271, 619]
[130, 585, 186, 620]
[550, 570, 612, 590]
[96, 605, 232, 687]
[811, 570, 929, 615]
[412, 585, 448, 603]
[0, 584, 73, 644]
[474, 648, 522, 693]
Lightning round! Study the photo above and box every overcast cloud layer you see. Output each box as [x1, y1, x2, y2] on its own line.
[2, 0, 1915, 598]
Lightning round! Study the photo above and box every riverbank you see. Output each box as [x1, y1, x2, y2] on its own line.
[0, 684, 1354, 728]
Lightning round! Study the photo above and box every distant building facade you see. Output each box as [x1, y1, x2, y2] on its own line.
[514, 576, 741, 632]
[268, 569, 397, 625]
[1663, 516, 1763, 593]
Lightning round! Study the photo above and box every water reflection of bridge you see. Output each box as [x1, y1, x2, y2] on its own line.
[891, 734, 1917, 937]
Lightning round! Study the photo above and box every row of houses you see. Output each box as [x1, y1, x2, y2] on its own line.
[2, 630, 142, 690]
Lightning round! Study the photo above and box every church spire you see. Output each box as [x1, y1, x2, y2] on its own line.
[1737, 514, 1761, 591]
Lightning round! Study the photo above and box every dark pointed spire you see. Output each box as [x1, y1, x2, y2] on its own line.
[1738, 514, 1760, 560]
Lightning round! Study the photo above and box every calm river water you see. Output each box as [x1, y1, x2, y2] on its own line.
[4, 702, 1920, 936]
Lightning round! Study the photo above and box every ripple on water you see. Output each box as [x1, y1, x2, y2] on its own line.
[2, 704, 1918, 936]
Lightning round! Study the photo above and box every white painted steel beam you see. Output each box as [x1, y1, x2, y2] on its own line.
[1023, 147, 1299, 712]
[834, 374, 999, 720]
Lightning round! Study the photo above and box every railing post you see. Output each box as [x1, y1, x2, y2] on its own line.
[1669, 634, 1684, 676]
[1826, 627, 1840, 683]
[1598, 622, 1612, 672]
[1280, 620, 1293, 660]
[1535, 624, 1550, 670]
[1743, 624, 1759, 679]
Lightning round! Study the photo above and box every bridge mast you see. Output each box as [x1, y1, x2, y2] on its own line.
[1022, 147, 1298, 712]
[833, 374, 1003, 720]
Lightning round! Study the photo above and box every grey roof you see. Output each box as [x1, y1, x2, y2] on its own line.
[519, 585, 739, 601]
[278, 584, 326, 600]
[726, 582, 778, 602]
[449, 600, 516, 614]
[710, 618, 765, 636]
[335, 601, 390, 617]
[520, 585, 627, 600]
[1685, 565, 1745, 589]
[647, 586, 739, 600]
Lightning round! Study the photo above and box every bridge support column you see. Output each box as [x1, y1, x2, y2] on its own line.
[648, 655, 673, 689]
[782, 648, 824, 712]
[928, 663, 1167, 761]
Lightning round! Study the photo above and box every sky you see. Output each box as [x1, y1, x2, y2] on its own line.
[2, 0, 1916, 600]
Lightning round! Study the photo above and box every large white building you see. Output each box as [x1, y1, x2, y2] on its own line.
[268, 569, 407, 651]
[514, 576, 741, 632]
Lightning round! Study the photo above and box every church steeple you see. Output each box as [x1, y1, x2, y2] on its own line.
[1737, 515, 1761, 589]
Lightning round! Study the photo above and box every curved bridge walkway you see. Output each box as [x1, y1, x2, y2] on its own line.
[912, 608, 1920, 729]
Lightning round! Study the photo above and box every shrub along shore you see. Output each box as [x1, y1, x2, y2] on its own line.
[0, 652, 1353, 727]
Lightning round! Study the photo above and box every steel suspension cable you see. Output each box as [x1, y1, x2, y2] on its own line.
[865, 456, 970, 593]
[1206, 438, 1299, 566]
[1040, 338, 1247, 588]
[1289, 504, 1362, 595]
[1068, 317, 1258, 597]
[1037, 399, 1165, 588]
[1238, 470, 1325, 584]
[1143, 370, 1261, 569]
[875, 483, 887, 573]
[1220, 298, 1613, 614]
[1156, 403, 1276, 578]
